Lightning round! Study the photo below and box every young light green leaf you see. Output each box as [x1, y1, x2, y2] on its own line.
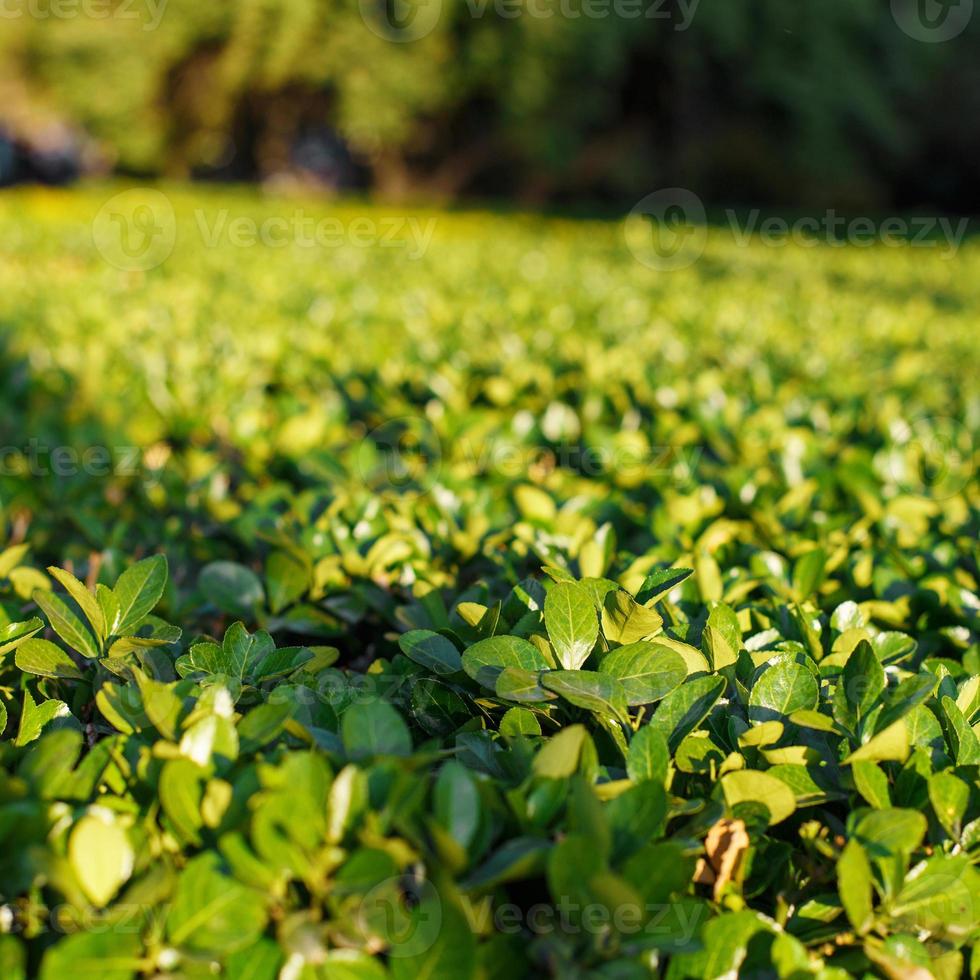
[838, 839, 873, 934]
[47, 566, 106, 641]
[113, 554, 168, 634]
[14, 638, 84, 679]
[928, 771, 969, 838]
[500, 707, 541, 736]
[601, 589, 663, 646]
[721, 770, 797, 825]
[793, 547, 827, 599]
[39, 931, 142, 980]
[533, 725, 588, 779]
[545, 581, 599, 669]
[68, 813, 134, 907]
[851, 761, 891, 809]
[0, 617, 44, 658]
[32, 589, 99, 658]
[845, 719, 909, 764]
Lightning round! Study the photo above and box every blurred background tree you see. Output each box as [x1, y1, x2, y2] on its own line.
[1, 0, 977, 210]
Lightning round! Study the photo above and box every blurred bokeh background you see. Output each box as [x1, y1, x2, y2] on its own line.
[2, 0, 979, 212]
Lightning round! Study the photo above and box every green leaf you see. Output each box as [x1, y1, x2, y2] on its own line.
[721, 770, 797, 825]
[321, 951, 389, 979]
[701, 602, 741, 671]
[342, 701, 411, 758]
[388, 895, 476, 980]
[851, 761, 891, 809]
[541, 669, 627, 718]
[435, 761, 480, 849]
[238, 700, 293, 751]
[852, 808, 926, 858]
[601, 589, 663, 646]
[626, 725, 670, 784]
[834, 640, 885, 734]
[793, 547, 827, 599]
[495, 667, 554, 703]
[199, 560, 264, 618]
[39, 931, 142, 980]
[837, 839, 873, 934]
[47, 565, 106, 641]
[134, 671, 186, 740]
[68, 812, 134, 907]
[500, 707, 541, 736]
[515, 484, 556, 523]
[399, 629, 462, 675]
[0, 617, 44, 657]
[940, 696, 980, 765]
[167, 852, 267, 955]
[159, 758, 206, 845]
[650, 674, 726, 751]
[0, 937, 25, 980]
[15, 638, 84, 679]
[635, 566, 693, 606]
[32, 589, 99, 658]
[748, 661, 819, 722]
[845, 718, 909, 764]
[464, 837, 550, 890]
[0, 543, 30, 579]
[599, 641, 686, 705]
[264, 550, 308, 614]
[533, 725, 588, 779]
[890, 855, 979, 939]
[225, 940, 284, 980]
[462, 635, 550, 689]
[16, 691, 72, 746]
[545, 581, 599, 669]
[113, 554, 168, 634]
[607, 780, 667, 855]
[622, 840, 694, 905]
[928, 771, 969, 838]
